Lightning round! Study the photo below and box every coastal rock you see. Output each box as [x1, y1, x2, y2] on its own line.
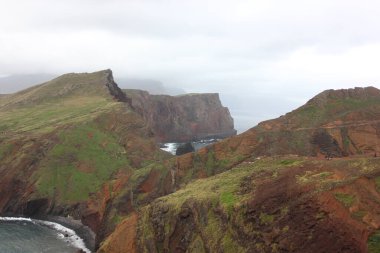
[175, 142, 195, 156]
[124, 89, 237, 142]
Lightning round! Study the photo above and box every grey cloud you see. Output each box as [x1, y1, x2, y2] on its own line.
[0, 74, 57, 94]
[1, 0, 380, 131]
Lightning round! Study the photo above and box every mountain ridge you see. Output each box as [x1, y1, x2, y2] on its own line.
[98, 85, 380, 253]
[0, 69, 130, 110]
[1, 71, 380, 253]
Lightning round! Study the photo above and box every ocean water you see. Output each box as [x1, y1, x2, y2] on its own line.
[160, 139, 219, 155]
[0, 217, 91, 253]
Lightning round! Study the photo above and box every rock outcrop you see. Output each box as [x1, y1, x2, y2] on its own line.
[124, 89, 237, 142]
[175, 142, 195, 156]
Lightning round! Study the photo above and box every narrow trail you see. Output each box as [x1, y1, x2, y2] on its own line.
[283, 119, 380, 132]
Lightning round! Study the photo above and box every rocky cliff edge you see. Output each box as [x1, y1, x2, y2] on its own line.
[124, 89, 237, 142]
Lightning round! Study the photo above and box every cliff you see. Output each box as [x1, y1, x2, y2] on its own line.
[124, 89, 237, 142]
[98, 86, 380, 253]
[2, 78, 380, 253]
[0, 70, 169, 246]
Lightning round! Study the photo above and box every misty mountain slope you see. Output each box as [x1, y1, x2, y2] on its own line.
[165, 87, 380, 184]
[0, 70, 169, 238]
[116, 78, 185, 95]
[97, 87, 380, 253]
[251, 86, 380, 157]
[259, 86, 380, 130]
[0, 70, 132, 134]
[0, 70, 129, 109]
[101, 87, 380, 224]
[0, 69, 239, 249]
[1, 79, 380, 253]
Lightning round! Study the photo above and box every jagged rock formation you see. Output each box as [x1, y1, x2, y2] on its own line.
[124, 89, 237, 142]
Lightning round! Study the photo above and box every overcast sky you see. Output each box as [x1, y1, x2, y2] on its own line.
[1, 0, 380, 132]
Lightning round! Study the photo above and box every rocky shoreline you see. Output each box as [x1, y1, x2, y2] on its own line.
[0, 214, 95, 252]
[45, 215, 96, 253]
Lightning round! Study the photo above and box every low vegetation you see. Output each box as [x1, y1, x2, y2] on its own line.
[0, 96, 117, 133]
[368, 230, 380, 253]
[334, 193, 355, 207]
[33, 122, 131, 203]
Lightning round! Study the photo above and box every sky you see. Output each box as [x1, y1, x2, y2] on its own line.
[1, 0, 380, 132]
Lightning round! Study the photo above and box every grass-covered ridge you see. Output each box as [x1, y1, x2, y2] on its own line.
[277, 98, 379, 131]
[0, 70, 124, 134]
[0, 70, 114, 108]
[0, 96, 118, 133]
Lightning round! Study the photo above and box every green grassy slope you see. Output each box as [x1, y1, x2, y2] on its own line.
[258, 86, 380, 130]
[134, 156, 380, 253]
[0, 70, 167, 213]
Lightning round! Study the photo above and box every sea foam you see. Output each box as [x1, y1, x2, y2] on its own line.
[0, 217, 91, 253]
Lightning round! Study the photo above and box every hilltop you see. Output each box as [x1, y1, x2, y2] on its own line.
[211, 86, 380, 159]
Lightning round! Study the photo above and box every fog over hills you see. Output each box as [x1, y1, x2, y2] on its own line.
[0, 73, 274, 132]
[0, 74, 58, 94]
[114, 77, 185, 95]
[1, 73, 358, 133]
[0, 74, 185, 96]
[3, 1, 380, 132]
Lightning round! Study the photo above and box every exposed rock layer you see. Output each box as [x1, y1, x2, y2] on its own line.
[124, 89, 237, 142]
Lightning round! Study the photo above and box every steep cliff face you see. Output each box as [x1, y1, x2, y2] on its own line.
[124, 89, 237, 142]
[98, 86, 380, 253]
[0, 70, 169, 245]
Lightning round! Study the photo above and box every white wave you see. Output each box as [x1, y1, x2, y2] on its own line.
[0, 217, 32, 222]
[160, 142, 178, 155]
[0, 217, 91, 253]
